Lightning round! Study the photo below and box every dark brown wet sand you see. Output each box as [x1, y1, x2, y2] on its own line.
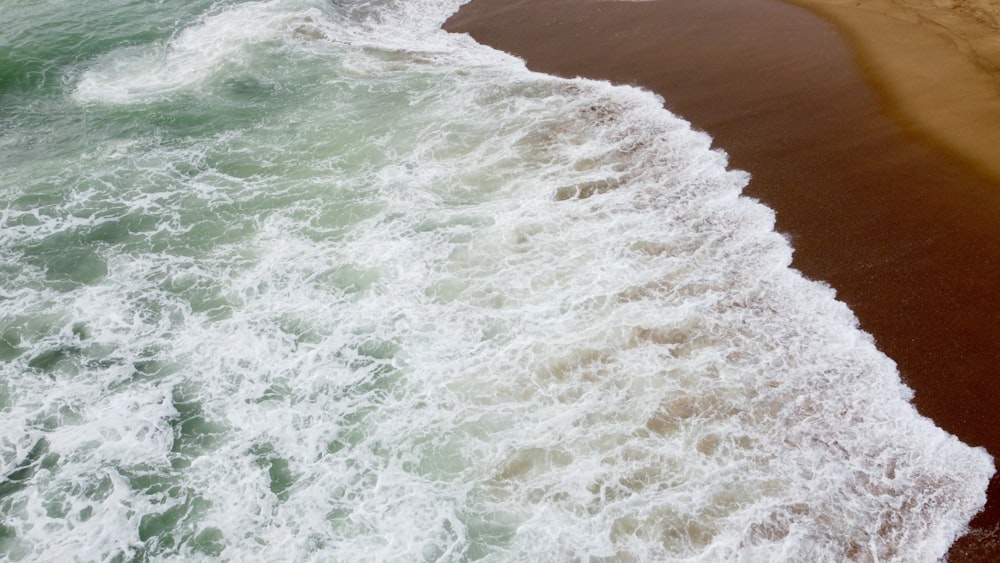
[445, 0, 1000, 559]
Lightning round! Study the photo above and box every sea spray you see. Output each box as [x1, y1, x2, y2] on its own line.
[0, 0, 992, 560]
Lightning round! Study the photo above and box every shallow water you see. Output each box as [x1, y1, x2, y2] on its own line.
[0, 0, 993, 560]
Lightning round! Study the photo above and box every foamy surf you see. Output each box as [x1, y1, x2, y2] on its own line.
[0, 0, 992, 561]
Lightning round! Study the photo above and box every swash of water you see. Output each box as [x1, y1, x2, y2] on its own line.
[0, 0, 993, 560]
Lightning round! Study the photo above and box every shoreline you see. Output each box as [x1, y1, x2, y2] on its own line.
[444, 0, 1000, 559]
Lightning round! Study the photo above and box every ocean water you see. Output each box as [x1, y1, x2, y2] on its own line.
[0, 0, 993, 561]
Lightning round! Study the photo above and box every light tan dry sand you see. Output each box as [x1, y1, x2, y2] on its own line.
[790, 0, 1000, 182]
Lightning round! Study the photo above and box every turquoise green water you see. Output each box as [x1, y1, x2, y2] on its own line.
[1, 0, 993, 560]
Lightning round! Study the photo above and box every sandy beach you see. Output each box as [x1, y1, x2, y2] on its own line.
[792, 0, 1000, 185]
[445, 0, 1000, 559]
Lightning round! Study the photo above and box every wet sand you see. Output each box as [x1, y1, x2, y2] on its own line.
[444, 0, 1000, 559]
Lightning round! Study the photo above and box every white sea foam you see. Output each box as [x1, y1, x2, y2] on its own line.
[72, 1, 334, 104]
[0, 0, 992, 561]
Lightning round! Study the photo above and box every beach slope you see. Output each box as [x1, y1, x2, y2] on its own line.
[791, 0, 1000, 184]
